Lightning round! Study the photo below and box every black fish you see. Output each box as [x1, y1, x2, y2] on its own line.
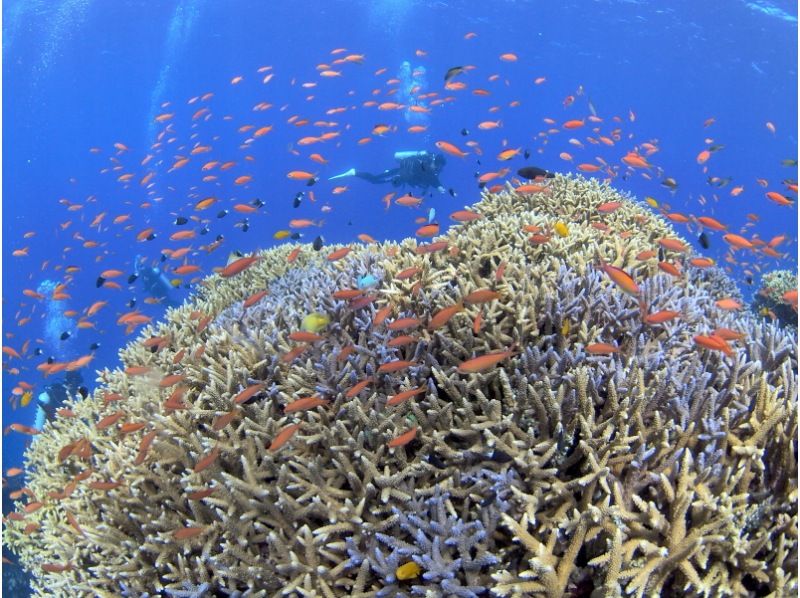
[461, 128, 469, 136]
[159, 253, 167, 263]
[128, 274, 138, 284]
[745, 275, 753, 285]
[251, 198, 264, 208]
[217, 210, 228, 218]
[448, 188, 457, 197]
[312, 236, 324, 251]
[293, 195, 302, 208]
[96, 277, 105, 288]
[517, 166, 554, 180]
[306, 177, 318, 187]
[60, 331, 71, 341]
[698, 232, 710, 249]
[90, 342, 100, 351]
[145, 233, 157, 241]
[524, 149, 530, 159]
[290, 232, 301, 240]
[199, 226, 209, 235]
[444, 66, 465, 82]
[174, 216, 188, 225]
[78, 387, 89, 399]
[33, 348, 43, 356]
[128, 298, 136, 308]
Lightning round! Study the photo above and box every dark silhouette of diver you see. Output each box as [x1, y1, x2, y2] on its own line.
[34, 370, 85, 429]
[329, 151, 446, 193]
[131, 255, 180, 306]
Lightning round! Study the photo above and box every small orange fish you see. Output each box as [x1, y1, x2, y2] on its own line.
[232, 383, 265, 405]
[600, 264, 639, 296]
[193, 445, 220, 473]
[456, 348, 516, 373]
[173, 526, 206, 540]
[221, 256, 259, 277]
[269, 423, 301, 451]
[435, 140, 469, 158]
[386, 386, 427, 406]
[284, 395, 329, 414]
[388, 427, 418, 447]
[715, 298, 742, 311]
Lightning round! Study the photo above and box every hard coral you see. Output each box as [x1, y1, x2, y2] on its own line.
[5, 175, 797, 597]
[752, 268, 798, 329]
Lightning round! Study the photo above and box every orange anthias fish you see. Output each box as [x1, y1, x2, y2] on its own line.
[600, 264, 640, 296]
[220, 256, 260, 278]
[457, 347, 516, 373]
[435, 140, 469, 158]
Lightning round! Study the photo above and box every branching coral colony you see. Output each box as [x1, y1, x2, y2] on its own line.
[5, 175, 797, 597]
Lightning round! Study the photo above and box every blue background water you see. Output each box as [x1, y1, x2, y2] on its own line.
[2, 0, 797, 591]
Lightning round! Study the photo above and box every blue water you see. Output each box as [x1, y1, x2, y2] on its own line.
[2, 0, 797, 593]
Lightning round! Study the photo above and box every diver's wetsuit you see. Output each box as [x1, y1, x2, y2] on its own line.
[332, 151, 446, 193]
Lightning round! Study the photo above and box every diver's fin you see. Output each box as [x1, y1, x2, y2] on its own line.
[328, 168, 356, 181]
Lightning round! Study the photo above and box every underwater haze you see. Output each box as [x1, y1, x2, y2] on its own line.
[2, 0, 798, 596]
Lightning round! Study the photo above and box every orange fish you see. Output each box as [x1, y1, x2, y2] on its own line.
[644, 309, 681, 324]
[416, 223, 440, 237]
[715, 298, 742, 311]
[284, 395, 329, 414]
[173, 526, 206, 540]
[388, 427, 418, 447]
[326, 247, 352, 261]
[696, 216, 727, 231]
[456, 347, 516, 373]
[600, 264, 639, 296]
[765, 191, 794, 206]
[497, 148, 521, 161]
[269, 423, 301, 451]
[694, 334, 732, 356]
[450, 210, 483, 222]
[435, 141, 469, 158]
[232, 383, 265, 405]
[386, 386, 427, 406]
[221, 256, 259, 277]
[723, 234, 754, 250]
[585, 343, 620, 355]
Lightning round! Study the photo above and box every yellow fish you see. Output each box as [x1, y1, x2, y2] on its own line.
[20, 391, 33, 408]
[395, 561, 421, 580]
[645, 196, 659, 208]
[554, 221, 569, 237]
[302, 312, 330, 333]
[561, 320, 571, 336]
[273, 230, 291, 240]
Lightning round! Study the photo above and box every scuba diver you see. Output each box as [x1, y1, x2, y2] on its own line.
[129, 255, 180, 306]
[329, 150, 447, 194]
[34, 370, 86, 429]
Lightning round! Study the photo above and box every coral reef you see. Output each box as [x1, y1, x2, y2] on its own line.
[752, 268, 798, 329]
[4, 175, 797, 597]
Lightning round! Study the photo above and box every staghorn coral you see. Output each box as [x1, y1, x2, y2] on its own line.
[4, 174, 797, 597]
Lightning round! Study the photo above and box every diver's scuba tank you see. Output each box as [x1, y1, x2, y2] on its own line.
[394, 150, 429, 161]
